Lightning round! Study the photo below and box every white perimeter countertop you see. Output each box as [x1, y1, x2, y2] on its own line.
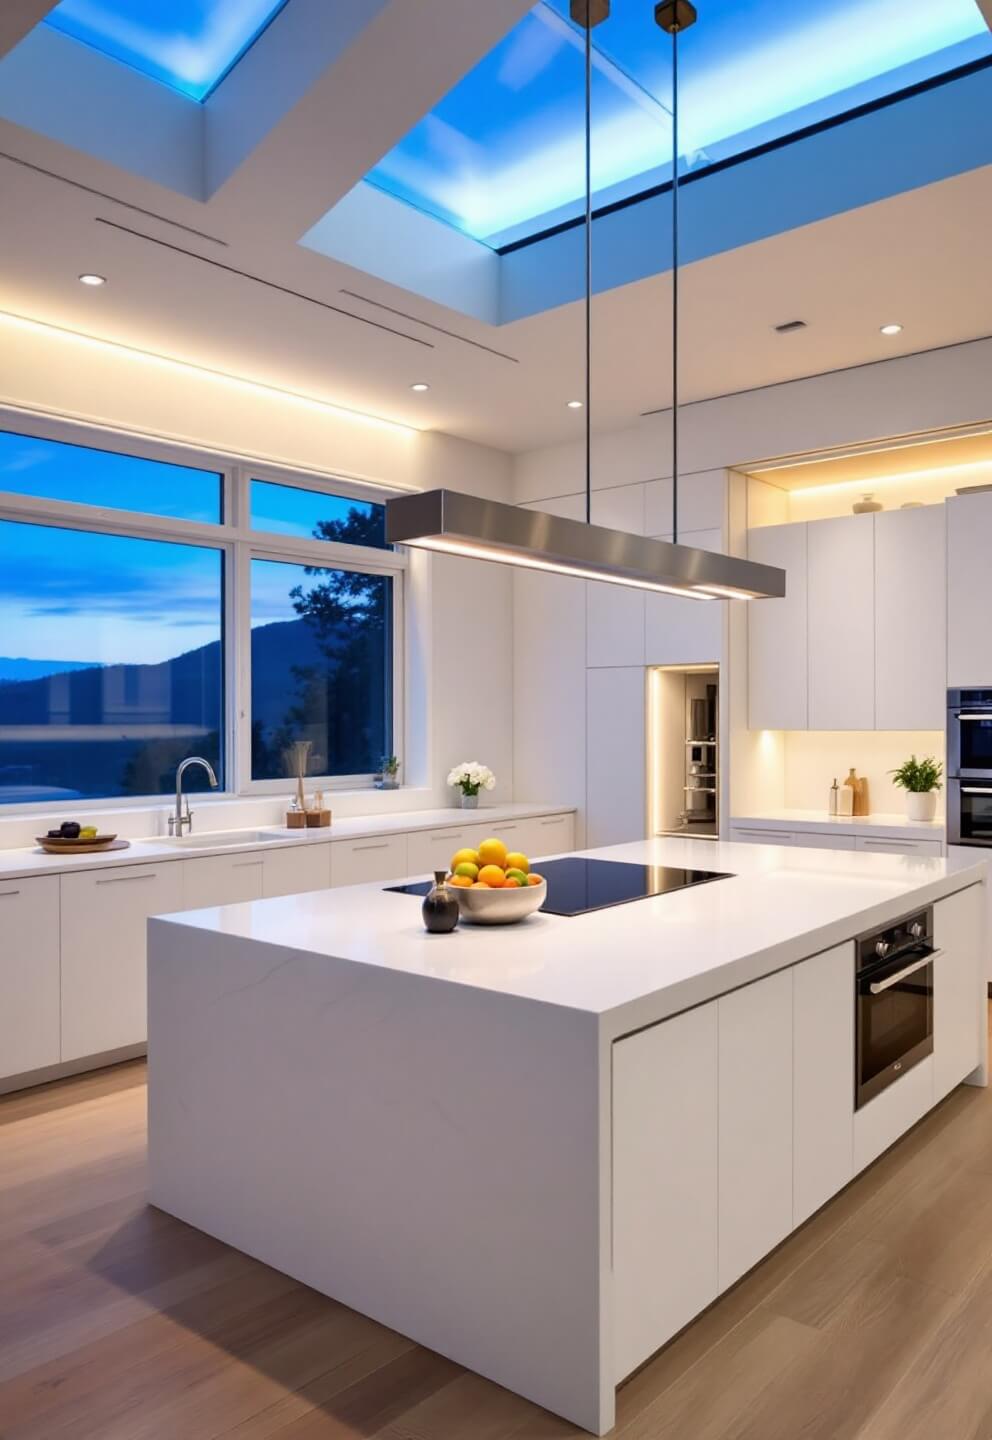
[153, 835, 989, 1029]
[0, 803, 574, 883]
[731, 810, 946, 839]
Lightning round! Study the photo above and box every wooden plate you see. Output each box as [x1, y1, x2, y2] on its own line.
[36, 834, 127, 855]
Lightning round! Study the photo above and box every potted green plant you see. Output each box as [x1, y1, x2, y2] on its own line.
[377, 755, 400, 791]
[890, 754, 942, 821]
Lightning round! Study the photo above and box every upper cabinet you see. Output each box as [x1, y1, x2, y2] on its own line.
[747, 523, 808, 731]
[947, 493, 992, 688]
[808, 514, 875, 730]
[749, 506, 946, 731]
[875, 506, 946, 730]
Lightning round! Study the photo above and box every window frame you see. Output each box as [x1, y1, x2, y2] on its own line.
[0, 409, 407, 814]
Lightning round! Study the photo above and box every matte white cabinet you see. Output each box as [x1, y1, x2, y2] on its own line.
[729, 825, 857, 851]
[588, 486, 646, 669]
[854, 835, 943, 858]
[718, 969, 794, 1290]
[0, 876, 60, 1079]
[60, 863, 184, 1061]
[182, 853, 265, 910]
[808, 514, 875, 729]
[331, 833, 409, 888]
[511, 811, 575, 860]
[612, 1001, 719, 1381]
[874, 506, 946, 730]
[644, 529, 724, 667]
[587, 667, 645, 847]
[947, 492, 992, 687]
[407, 822, 488, 877]
[933, 882, 985, 1103]
[747, 523, 808, 730]
[262, 843, 332, 898]
[793, 943, 854, 1225]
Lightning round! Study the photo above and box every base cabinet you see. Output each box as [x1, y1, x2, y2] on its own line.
[933, 882, 985, 1102]
[793, 943, 854, 1225]
[60, 863, 184, 1062]
[0, 876, 60, 1078]
[182, 853, 265, 910]
[612, 1003, 719, 1381]
[263, 843, 331, 898]
[718, 970, 794, 1290]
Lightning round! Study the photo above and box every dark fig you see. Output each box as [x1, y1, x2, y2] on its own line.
[47, 829, 62, 838]
[60, 821, 81, 838]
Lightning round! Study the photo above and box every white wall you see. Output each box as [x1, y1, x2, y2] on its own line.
[0, 317, 515, 824]
[512, 337, 992, 841]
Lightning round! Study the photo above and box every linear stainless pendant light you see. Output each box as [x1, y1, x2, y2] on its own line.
[386, 2, 785, 602]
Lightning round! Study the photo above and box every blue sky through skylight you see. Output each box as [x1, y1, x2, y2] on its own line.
[44, 0, 287, 100]
[365, 0, 992, 247]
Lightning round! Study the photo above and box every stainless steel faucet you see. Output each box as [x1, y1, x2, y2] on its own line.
[169, 756, 219, 836]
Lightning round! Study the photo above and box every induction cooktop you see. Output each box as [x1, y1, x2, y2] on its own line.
[386, 856, 733, 917]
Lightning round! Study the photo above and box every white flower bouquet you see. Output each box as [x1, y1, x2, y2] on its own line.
[447, 761, 496, 801]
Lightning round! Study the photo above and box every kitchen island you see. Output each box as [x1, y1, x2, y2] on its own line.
[147, 837, 989, 1435]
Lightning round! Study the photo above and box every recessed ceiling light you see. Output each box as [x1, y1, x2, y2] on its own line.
[880, 323, 903, 336]
[567, 399, 584, 409]
[410, 382, 430, 392]
[78, 273, 106, 286]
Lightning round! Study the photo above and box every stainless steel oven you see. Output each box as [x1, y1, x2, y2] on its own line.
[948, 688, 992, 780]
[856, 906, 935, 1110]
[949, 781, 992, 847]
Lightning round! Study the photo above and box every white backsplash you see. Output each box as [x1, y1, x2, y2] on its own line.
[784, 731, 946, 816]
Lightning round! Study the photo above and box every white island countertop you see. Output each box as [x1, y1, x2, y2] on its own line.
[152, 834, 987, 1029]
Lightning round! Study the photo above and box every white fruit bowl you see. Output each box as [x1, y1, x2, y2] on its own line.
[453, 877, 547, 926]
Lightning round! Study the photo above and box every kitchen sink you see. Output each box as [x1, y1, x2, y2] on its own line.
[159, 829, 284, 849]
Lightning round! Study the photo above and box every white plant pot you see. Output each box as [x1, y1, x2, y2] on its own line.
[906, 791, 937, 822]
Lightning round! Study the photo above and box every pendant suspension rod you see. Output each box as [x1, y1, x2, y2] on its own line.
[583, 6, 593, 525]
[671, 19, 679, 544]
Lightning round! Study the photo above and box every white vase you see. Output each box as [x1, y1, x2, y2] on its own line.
[906, 791, 937, 822]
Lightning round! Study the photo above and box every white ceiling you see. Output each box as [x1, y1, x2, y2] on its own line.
[0, 2, 990, 455]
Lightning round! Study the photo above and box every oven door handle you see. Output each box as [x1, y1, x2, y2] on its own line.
[962, 787, 992, 795]
[868, 949, 941, 995]
[956, 714, 992, 721]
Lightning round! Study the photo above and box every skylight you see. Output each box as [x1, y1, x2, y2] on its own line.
[364, 0, 992, 248]
[44, 0, 288, 101]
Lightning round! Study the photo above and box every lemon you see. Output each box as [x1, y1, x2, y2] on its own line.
[451, 847, 480, 871]
[505, 851, 529, 874]
[477, 837, 508, 869]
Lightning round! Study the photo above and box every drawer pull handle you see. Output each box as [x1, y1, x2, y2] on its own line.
[0, 889, 21, 898]
[233, 860, 264, 869]
[353, 842, 390, 852]
[431, 832, 461, 841]
[540, 818, 564, 826]
[96, 872, 156, 885]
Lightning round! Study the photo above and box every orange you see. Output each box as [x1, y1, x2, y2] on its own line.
[451, 847, 480, 871]
[527, 873, 544, 886]
[477, 837, 508, 869]
[504, 877, 522, 888]
[448, 874, 473, 888]
[477, 864, 507, 887]
[471, 880, 490, 888]
[505, 851, 529, 874]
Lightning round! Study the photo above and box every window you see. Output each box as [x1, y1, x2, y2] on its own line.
[250, 558, 393, 781]
[0, 429, 221, 523]
[0, 520, 224, 804]
[250, 478, 388, 549]
[0, 416, 405, 808]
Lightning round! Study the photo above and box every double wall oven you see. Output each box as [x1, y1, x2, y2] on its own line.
[948, 689, 992, 846]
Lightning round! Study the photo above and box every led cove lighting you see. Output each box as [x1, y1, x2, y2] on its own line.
[693, 583, 763, 601]
[78, 274, 106, 286]
[880, 323, 904, 335]
[790, 456, 992, 497]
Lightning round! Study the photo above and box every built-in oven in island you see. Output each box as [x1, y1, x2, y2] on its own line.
[856, 906, 935, 1109]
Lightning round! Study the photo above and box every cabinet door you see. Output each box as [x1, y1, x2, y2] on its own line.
[263, 843, 332, 899]
[587, 667, 645, 848]
[644, 529, 724, 667]
[747, 524, 808, 730]
[729, 826, 856, 851]
[613, 1002, 719, 1381]
[0, 876, 60, 1078]
[854, 835, 943, 858]
[182, 853, 265, 910]
[947, 493, 992, 687]
[588, 485, 646, 669]
[793, 943, 854, 1226]
[511, 812, 575, 861]
[718, 970, 794, 1290]
[808, 515, 875, 730]
[933, 883, 985, 1102]
[406, 822, 488, 878]
[874, 506, 946, 730]
[331, 834, 409, 888]
[61, 863, 184, 1061]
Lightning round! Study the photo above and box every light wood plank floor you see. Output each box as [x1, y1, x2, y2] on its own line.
[3, 1023, 992, 1440]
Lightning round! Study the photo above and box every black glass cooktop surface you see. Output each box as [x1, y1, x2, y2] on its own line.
[386, 856, 733, 917]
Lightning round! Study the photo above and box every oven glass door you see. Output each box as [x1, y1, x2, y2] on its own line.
[956, 786, 992, 845]
[857, 950, 933, 1109]
[953, 711, 992, 775]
